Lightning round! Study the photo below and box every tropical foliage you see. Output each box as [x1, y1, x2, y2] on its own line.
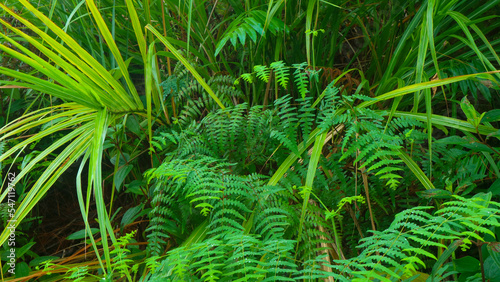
[0, 0, 500, 281]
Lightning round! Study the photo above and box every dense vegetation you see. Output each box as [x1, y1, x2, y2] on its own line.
[1, 0, 500, 281]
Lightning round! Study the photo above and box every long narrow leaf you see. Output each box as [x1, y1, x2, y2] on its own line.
[359, 71, 500, 109]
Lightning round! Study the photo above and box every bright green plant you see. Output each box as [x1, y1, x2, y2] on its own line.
[0, 0, 159, 275]
[40, 230, 140, 281]
[139, 80, 500, 280]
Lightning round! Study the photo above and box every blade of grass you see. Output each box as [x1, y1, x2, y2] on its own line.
[390, 111, 497, 136]
[75, 152, 107, 272]
[397, 148, 435, 190]
[86, 0, 143, 108]
[295, 132, 327, 256]
[359, 71, 500, 109]
[124, 0, 146, 59]
[0, 1, 139, 110]
[88, 108, 116, 273]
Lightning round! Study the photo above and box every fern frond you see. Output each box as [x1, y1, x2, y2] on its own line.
[254, 65, 271, 83]
[270, 61, 289, 88]
[298, 96, 315, 143]
[293, 62, 310, 99]
[272, 95, 299, 155]
[240, 73, 253, 83]
[215, 10, 289, 56]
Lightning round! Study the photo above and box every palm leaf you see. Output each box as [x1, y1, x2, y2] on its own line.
[0, 1, 150, 274]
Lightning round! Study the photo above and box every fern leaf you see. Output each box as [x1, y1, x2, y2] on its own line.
[293, 62, 309, 98]
[270, 61, 289, 88]
[254, 64, 271, 83]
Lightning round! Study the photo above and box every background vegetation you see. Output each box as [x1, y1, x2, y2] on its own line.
[1, 0, 500, 281]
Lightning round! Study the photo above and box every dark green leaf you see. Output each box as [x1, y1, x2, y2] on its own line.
[483, 109, 500, 122]
[114, 164, 133, 191]
[110, 153, 130, 166]
[488, 129, 500, 140]
[436, 136, 493, 152]
[15, 261, 29, 278]
[67, 228, 99, 240]
[453, 256, 480, 273]
[29, 256, 59, 267]
[125, 115, 142, 136]
[120, 204, 144, 228]
[124, 180, 146, 195]
[484, 256, 500, 280]
[487, 242, 500, 268]
[416, 189, 452, 199]
[460, 97, 478, 125]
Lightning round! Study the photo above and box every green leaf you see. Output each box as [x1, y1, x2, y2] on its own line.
[147, 24, 226, 110]
[360, 71, 500, 109]
[67, 228, 100, 240]
[15, 262, 30, 278]
[125, 115, 142, 137]
[296, 132, 327, 255]
[268, 128, 322, 186]
[391, 111, 497, 136]
[489, 179, 500, 196]
[483, 109, 500, 123]
[488, 129, 500, 140]
[416, 189, 452, 199]
[397, 149, 434, 190]
[453, 256, 480, 273]
[460, 97, 479, 126]
[110, 153, 130, 167]
[487, 242, 500, 268]
[29, 256, 59, 267]
[484, 256, 500, 280]
[124, 180, 146, 195]
[120, 204, 144, 228]
[436, 136, 493, 152]
[86, 0, 142, 106]
[472, 192, 492, 208]
[114, 164, 133, 191]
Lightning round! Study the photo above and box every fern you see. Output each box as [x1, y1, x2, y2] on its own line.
[271, 95, 300, 156]
[160, 75, 187, 101]
[297, 96, 315, 145]
[335, 99, 416, 190]
[215, 10, 289, 56]
[110, 230, 137, 280]
[239, 73, 253, 84]
[254, 64, 271, 83]
[165, 62, 241, 126]
[145, 156, 232, 255]
[146, 159, 298, 281]
[143, 85, 500, 281]
[241, 61, 316, 99]
[322, 194, 500, 281]
[270, 61, 289, 88]
[293, 62, 310, 99]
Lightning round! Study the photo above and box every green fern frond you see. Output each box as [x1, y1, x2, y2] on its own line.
[254, 64, 271, 83]
[270, 61, 289, 88]
[293, 62, 310, 99]
[240, 73, 253, 83]
[332, 194, 500, 281]
[298, 96, 315, 143]
[215, 10, 289, 56]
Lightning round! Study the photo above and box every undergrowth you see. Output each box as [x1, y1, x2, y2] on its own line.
[141, 79, 500, 281]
